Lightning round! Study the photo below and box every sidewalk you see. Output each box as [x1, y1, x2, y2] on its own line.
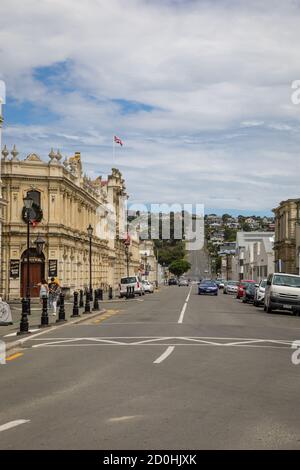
[0, 290, 152, 348]
[0, 299, 106, 348]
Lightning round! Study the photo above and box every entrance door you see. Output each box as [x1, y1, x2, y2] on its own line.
[21, 262, 44, 297]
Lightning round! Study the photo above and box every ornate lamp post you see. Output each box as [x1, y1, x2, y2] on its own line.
[144, 251, 148, 279]
[23, 196, 33, 314]
[35, 234, 45, 256]
[87, 224, 93, 301]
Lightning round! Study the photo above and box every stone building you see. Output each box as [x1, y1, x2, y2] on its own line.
[139, 239, 158, 284]
[273, 198, 300, 274]
[1, 148, 140, 299]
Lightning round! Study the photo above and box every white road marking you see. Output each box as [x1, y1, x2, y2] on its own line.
[0, 420, 30, 433]
[153, 346, 175, 364]
[29, 336, 296, 351]
[178, 285, 192, 324]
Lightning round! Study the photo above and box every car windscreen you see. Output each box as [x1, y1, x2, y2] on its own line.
[228, 281, 238, 286]
[260, 280, 267, 288]
[200, 282, 216, 287]
[121, 277, 137, 284]
[273, 275, 300, 288]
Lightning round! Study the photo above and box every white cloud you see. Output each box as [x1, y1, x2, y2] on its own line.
[1, 0, 300, 212]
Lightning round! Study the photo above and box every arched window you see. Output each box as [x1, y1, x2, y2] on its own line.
[27, 190, 41, 208]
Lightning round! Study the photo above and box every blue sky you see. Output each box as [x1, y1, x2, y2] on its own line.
[1, 0, 300, 215]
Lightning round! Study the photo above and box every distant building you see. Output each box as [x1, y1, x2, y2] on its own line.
[233, 231, 275, 281]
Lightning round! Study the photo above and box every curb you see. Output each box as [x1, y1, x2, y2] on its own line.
[4, 308, 107, 353]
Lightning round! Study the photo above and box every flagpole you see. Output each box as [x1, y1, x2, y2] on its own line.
[112, 135, 115, 164]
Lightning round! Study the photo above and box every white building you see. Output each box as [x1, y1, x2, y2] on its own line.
[233, 231, 275, 281]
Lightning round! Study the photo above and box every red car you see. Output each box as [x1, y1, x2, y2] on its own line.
[236, 280, 256, 299]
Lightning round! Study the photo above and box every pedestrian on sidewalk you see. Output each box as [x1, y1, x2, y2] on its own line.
[39, 279, 49, 303]
[48, 277, 61, 316]
[0, 297, 13, 325]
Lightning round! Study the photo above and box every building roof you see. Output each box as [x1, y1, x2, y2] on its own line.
[236, 231, 275, 249]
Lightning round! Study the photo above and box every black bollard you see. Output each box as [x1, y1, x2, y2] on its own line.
[27, 297, 31, 315]
[126, 286, 130, 299]
[56, 293, 67, 323]
[84, 289, 91, 313]
[79, 289, 84, 308]
[93, 289, 99, 311]
[90, 288, 93, 302]
[40, 296, 49, 327]
[109, 286, 113, 300]
[98, 288, 103, 301]
[17, 298, 30, 335]
[71, 291, 80, 318]
[131, 286, 135, 298]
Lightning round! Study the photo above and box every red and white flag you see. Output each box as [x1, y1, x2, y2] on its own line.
[114, 135, 123, 146]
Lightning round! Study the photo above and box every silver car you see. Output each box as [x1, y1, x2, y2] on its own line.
[223, 280, 238, 295]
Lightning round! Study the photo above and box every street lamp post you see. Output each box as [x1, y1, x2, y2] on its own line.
[23, 196, 33, 315]
[87, 224, 93, 302]
[125, 245, 129, 277]
[144, 252, 148, 279]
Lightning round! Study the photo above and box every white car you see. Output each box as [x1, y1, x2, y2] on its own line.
[254, 279, 267, 307]
[264, 273, 300, 313]
[142, 280, 154, 293]
[178, 278, 189, 286]
[119, 276, 145, 298]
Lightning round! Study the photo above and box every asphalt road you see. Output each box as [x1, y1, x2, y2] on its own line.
[1, 286, 300, 450]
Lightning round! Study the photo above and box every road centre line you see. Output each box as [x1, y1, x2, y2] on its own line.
[0, 420, 30, 433]
[178, 285, 192, 324]
[154, 286, 192, 362]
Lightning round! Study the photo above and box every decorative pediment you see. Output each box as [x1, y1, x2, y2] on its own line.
[25, 153, 42, 162]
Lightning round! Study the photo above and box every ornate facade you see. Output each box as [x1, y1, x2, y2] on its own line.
[1, 148, 141, 299]
[273, 199, 300, 274]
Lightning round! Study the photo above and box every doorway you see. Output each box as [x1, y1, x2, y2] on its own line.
[21, 248, 45, 297]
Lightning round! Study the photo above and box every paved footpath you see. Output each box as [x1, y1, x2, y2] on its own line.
[1, 285, 300, 449]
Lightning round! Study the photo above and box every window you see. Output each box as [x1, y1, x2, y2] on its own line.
[27, 190, 41, 208]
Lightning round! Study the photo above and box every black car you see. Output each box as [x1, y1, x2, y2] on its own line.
[168, 278, 177, 286]
[242, 284, 256, 303]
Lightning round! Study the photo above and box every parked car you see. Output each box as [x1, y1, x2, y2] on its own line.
[254, 279, 267, 307]
[178, 278, 189, 286]
[142, 280, 154, 293]
[264, 273, 300, 314]
[215, 279, 225, 289]
[242, 283, 257, 303]
[236, 280, 256, 299]
[168, 278, 177, 286]
[119, 276, 144, 298]
[198, 280, 218, 296]
[223, 280, 238, 295]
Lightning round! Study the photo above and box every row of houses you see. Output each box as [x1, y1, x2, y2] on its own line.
[218, 232, 275, 282]
[217, 198, 300, 281]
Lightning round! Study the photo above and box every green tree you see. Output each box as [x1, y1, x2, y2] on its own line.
[169, 259, 191, 277]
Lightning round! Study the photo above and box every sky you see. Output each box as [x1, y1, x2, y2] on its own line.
[1, 0, 300, 216]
